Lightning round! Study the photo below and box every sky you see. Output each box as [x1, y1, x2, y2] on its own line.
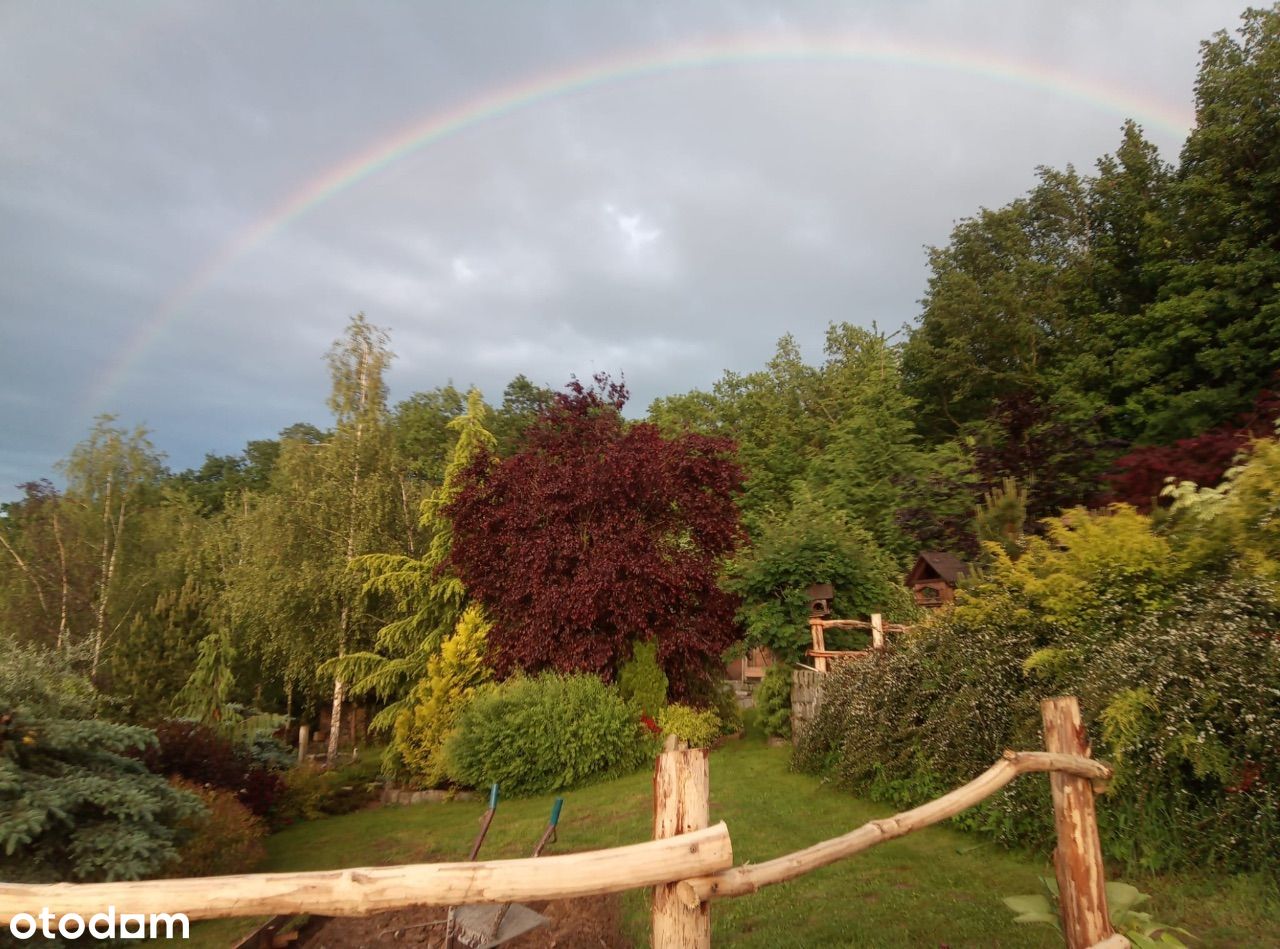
[0, 0, 1251, 501]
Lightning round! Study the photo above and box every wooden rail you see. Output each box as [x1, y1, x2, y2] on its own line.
[676, 749, 1110, 905]
[0, 825, 732, 923]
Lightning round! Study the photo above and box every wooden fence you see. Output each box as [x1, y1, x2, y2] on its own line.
[790, 667, 824, 743]
[0, 697, 1123, 949]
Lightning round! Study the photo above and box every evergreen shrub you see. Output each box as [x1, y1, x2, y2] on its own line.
[444, 674, 648, 796]
[755, 664, 792, 739]
[271, 754, 383, 828]
[0, 641, 203, 882]
[617, 638, 669, 717]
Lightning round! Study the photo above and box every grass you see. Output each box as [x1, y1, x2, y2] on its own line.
[192, 722, 1279, 947]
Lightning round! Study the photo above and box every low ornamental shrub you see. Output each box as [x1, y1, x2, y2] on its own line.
[140, 719, 285, 818]
[444, 674, 649, 796]
[657, 704, 722, 748]
[270, 754, 384, 829]
[392, 605, 491, 789]
[755, 664, 792, 739]
[167, 779, 267, 877]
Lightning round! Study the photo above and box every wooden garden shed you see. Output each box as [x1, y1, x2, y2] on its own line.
[906, 551, 968, 607]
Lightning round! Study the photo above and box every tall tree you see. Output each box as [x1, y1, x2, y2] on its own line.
[492, 374, 555, 456]
[902, 168, 1094, 437]
[0, 481, 90, 653]
[230, 316, 410, 761]
[331, 388, 496, 731]
[805, 325, 922, 561]
[58, 417, 166, 680]
[447, 376, 745, 698]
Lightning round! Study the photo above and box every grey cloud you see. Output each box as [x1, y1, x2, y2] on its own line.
[0, 0, 1248, 499]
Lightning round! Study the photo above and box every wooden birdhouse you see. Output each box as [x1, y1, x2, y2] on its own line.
[806, 582, 834, 617]
[906, 552, 968, 607]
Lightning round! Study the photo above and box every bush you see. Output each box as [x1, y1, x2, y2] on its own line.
[617, 639, 668, 717]
[657, 704, 722, 748]
[723, 489, 916, 662]
[755, 664, 792, 739]
[0, 640, 203, 882]
[271, 754, 383, 828]
[444, 674, 648, 796]
[168, 779, 266, 877]
[141, 719, 284, 818]
[393, 605, 491, 788]
[711, 680, 743, 736]
[794, 496, 1280, 874]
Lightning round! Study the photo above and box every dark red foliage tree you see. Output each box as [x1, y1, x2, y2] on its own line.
[973, 392, 1115, 521]
[445, 375, 745, 699]
[1104, 385, 1280, 511]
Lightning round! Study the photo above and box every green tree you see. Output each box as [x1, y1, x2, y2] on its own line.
[332, 388, 496, 734]
[805, 325, 922, 560]
[58, 416, 167, 681]
[974, 477, 1029, 560]
[902, 168, 1094, 437]
[1125, 7, 1280, 441]
[723, 487, 915, 661]
[492, 374, 554, 456]
[230, 316, 410, 761]
[171, 629, 237, 725]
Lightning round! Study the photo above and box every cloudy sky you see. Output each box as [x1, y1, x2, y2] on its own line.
[0, 1, 1249, 500]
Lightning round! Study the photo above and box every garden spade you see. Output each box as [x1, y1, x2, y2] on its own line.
[451, 797, 563, 948]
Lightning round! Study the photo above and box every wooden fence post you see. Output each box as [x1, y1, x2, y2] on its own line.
[870, 613, 884, 651]
[1041, 697, 1113, 949]
[652, 743, 711, 949]
[810, 619, 827, 672]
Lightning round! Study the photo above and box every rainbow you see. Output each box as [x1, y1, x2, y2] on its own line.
[90, 32, 1194, 413]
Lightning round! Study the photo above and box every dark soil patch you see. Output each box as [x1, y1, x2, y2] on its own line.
[297, 894, 628, 948]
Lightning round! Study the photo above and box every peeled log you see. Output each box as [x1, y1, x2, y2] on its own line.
[652, 747, 711, 949]
[0, 823, 732, 924]
[1042, 697, 1114, 948]
[677, 751, 1110, 907]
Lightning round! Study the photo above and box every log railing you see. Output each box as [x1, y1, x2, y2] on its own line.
[0, 697, 1121, 949]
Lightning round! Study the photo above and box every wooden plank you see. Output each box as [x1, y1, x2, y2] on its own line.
[1042, 697, 1114, 949]
[651, 748, 711, 949]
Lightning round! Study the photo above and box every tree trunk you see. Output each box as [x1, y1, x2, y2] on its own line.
[92, 472, 117, 680]
[53, 513, 70, 653]
[326, 603, 348, 765]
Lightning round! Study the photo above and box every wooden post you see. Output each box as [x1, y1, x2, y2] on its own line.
[652, 745, 711, 949]
[810, 619, 827, 672]
[870, 613, 884, 651]
[1041, 697, 1113, 949]
[297, 725, 310, 766]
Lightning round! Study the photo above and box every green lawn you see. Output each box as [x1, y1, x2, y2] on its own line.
[193, 727, 1278, 947]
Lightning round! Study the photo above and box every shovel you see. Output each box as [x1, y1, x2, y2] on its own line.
[450, 797, 563, 948]
[443, 783, 500, 949]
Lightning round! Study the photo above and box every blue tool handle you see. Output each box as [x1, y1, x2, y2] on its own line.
[488, 783, 499, 810]
[549, 797, 564, 826]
